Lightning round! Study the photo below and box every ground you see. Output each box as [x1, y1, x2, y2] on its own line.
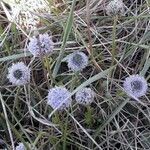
[0, 0, 150, 150]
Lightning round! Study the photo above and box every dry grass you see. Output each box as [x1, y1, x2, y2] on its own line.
[0, 0, 150, 149]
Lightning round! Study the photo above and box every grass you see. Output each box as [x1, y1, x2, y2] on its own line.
[0, 0, 150, 149]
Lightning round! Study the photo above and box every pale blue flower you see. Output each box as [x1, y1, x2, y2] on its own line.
[75, 88, 95, 105]
[27, 33, 54, 57]
[15, 143, 25, 150]
[7, 62, 30, 85]
[123, 74, 148, 98]
[10, 0, 50, 29]
[66, 51, 88, 72]
[47, 86, 72, 110]
[106, 0, 124, 16]
[15, 143, 36, 150]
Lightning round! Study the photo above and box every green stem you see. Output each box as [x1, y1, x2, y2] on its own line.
[85, 105, 93, 127]
[111, 16, 118, 66]
[62, 113, 69, 150]
[43, 56, 55, 86]
[108, 16, 118, 91]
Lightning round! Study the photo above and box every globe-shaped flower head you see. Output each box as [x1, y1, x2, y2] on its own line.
[27, 33, 54, 57]
[75, 88, 95, 105]
[106, 0, 125, 16]
[123, 74, 148, 98]
[15, 143, 25, 150]
[15, 142, 37, 150]
[47, 86, 72, 110]
[66, 51, 88, 72]
[9, 0, 50, 30]
[7, 62, 30, 86]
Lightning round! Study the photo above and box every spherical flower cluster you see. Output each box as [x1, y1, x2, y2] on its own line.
[106, 0, 125, 16]
[123, 74, 148, 98]
[66, 51, 88, 72]
[10, 0, 50, 29]
[15, 143, 37, 150]
[27, 33, 54, 57]
[7, 62, 30, 86]
[47, 86, 72, 110]
[15, 143, 25, 150]
[75, 88, 95, 105]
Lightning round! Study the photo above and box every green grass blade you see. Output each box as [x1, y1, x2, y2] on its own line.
[52, 0, 76, 78]
[0, 52, 31, 62]
[94, 98, 130, 138]
[140, 57, 150, 76]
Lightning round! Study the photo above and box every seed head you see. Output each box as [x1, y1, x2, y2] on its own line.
[66, 51, 88, 72]
[47, 86, 72, 110]
[123, 74, 148, 98]
[106, 0, 125, 16]
[27, 33, 54, 57]
[7, 62, 30, 86]
[75, 88, 95, 105]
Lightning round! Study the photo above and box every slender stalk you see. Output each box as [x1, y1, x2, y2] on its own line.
[52, 0, 76, 78]
[94, 98, 130, 138]
[62, 113, 69, 150]
[111, 16, 118, 66]
[0, 92, 15, 150]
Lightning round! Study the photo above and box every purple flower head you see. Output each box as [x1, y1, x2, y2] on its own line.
[15, 143, 25, 150]
[7, 62, 30, 86]
[75, 88, 95, 105]
[66, 51, 88, 72]
[47, 86, 72, 110]
[15, 142, 36, 150]
[123, 74, 148, 98]
[106, 0, 124, 16]
[27, 33, 54, 57]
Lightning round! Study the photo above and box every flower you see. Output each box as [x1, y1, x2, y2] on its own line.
[123, 74, 148, 98]
[66, 51, 88, 72]
[15, 143, 25, 150]
[47, 86, 72, 110]
[7, 62, 30, 85]
[9, 0, 50, 29]
[106, 0, 125, 16]
[27, 33, 54, 57]
[75, 88, 95, 105]
[15, 143, 37, 150]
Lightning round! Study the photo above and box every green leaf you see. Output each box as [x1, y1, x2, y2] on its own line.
[140, 57, 150, 76]
[52, 0, 76, 78]
[0, 52, 31, 62]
